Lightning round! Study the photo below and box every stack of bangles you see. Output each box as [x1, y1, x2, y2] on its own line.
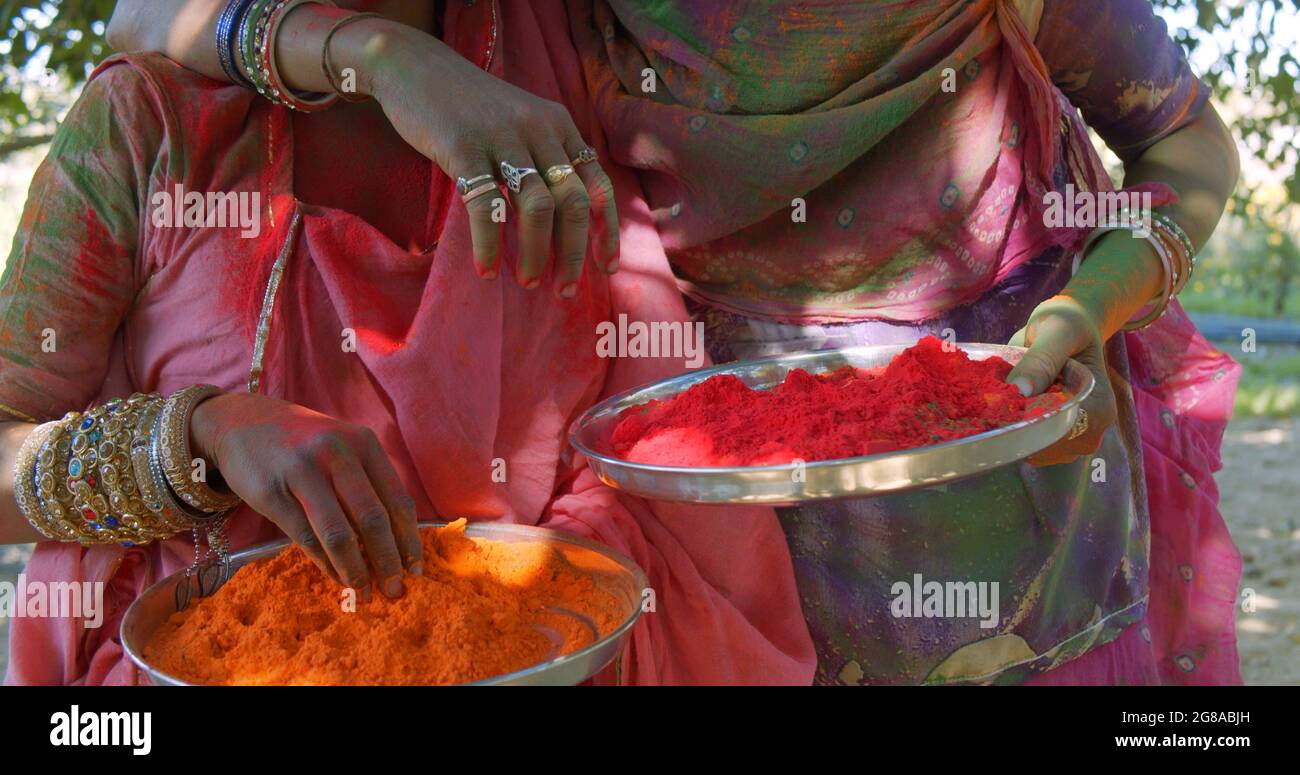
[1076, 208, 1197, 330]
[216, 0, 381, 111]
[12, 386, 242, 546]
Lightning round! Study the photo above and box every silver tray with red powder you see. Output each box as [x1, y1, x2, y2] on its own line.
[569, 343, 1093, 504]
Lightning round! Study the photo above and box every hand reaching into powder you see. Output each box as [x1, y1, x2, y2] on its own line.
[189, 392, 422, 600]
[1006, 296, 1118, 467]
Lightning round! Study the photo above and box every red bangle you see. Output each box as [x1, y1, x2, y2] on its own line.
[260, 0, 339, 112]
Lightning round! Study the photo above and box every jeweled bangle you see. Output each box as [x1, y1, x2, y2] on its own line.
[217, 0, 258, 88]
[13, 421, 57, 540]
[321, 11, 382, 102]
[158, 385, 242, 515]
[93, 395, 181, 543]
[260, 0, 340, 112]
[131, 398, 195, 534]
[38, 413, 97, 544]
[59, 397, 165, 544]
[148, 408, 211, 527]
[241, 0, 279, 100]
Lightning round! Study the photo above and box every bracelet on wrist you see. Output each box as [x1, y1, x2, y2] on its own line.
[11, 389, 243, 547]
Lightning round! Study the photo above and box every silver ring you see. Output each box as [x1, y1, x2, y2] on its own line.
[461, 181, 499, 204]
[499, 161, 539, 193]
[456, 173, 495, 197]
[1066, 408, 1089, 440]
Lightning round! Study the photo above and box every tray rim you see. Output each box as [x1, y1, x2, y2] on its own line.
[121, 521, 648, 687]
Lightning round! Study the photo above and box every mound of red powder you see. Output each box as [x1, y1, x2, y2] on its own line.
[611, 336, 1068, 466]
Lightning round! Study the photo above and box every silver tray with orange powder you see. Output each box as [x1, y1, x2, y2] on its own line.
[121, 522, 648, 686]
[569, 343, 1094, 505]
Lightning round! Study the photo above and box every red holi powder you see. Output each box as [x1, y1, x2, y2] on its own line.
[611, 336, 1069, 466]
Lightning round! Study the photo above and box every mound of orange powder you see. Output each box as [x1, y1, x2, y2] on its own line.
[612, 336, 1070, 466]
[144, 520, 626, 685]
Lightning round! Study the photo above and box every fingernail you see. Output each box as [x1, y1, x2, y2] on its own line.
[605, 259, 619, 274]
[409, 561, 423, 576]
[385, 576, 404, 599]
[481, 267, 498, 280]
[1012, 377, 1034, 397]
[559, 283, 578, 299]
[357, 585, 371, 604]
[522, 277, 541, 290]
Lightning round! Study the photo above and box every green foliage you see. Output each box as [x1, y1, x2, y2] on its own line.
[0, 0, 116, 135]
[1233, 345, 1300, 417]
[1153, 0, 1300, 209]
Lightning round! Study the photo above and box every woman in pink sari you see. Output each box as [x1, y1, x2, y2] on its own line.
[0, 0, 815, 685]
[5, 0, 1241, 684]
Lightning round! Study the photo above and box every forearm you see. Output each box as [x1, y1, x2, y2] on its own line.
[106, 1, 422, 99]
[107, 0, 226, 79]
[1061, 104, 1239, 340]
[0, 421, 46, 545]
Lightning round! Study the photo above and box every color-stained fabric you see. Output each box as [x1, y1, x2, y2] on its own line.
[633, 0, 1237, 684]
[570, 0, 1208, 322]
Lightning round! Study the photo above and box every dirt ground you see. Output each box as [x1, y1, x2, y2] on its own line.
[1, 418, 1295, 684]
[1216, 416, 1300, 685]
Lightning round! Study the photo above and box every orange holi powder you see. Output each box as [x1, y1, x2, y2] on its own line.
[145, 520, 626, 685]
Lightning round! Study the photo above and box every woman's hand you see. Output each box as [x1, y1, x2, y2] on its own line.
[364, 24, 620, 296]
[190, 392, 422, 599]
[1006, 296, 1118, 467]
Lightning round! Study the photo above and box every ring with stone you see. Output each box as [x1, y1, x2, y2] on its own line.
[499, 161, 539, 193]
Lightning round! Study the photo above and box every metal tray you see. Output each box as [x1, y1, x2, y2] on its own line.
[121, 522, 648, 686]
[569, 343, 1093, 504]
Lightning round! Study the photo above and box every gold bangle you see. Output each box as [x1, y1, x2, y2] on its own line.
[95, 395, 184, 543]
[59, 396, 170, 544]
[13, 421, 57, 540]
[159, 385, 242, 515]
[321, 11, 383, 102]
[36, 416, 90, 543]
[130, 398, 193, 534]
[18, 395, 208, 545]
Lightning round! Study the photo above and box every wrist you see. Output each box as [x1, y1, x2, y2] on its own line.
[189, 392, 231, 469]
[339, 17, 420, 102]
[1067, 230, 1164, 338]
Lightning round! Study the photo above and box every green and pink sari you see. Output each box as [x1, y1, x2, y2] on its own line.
[568, 0, 1241, 684]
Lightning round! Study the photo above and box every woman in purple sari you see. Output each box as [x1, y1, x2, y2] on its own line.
[99, 0, 1241, 684]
